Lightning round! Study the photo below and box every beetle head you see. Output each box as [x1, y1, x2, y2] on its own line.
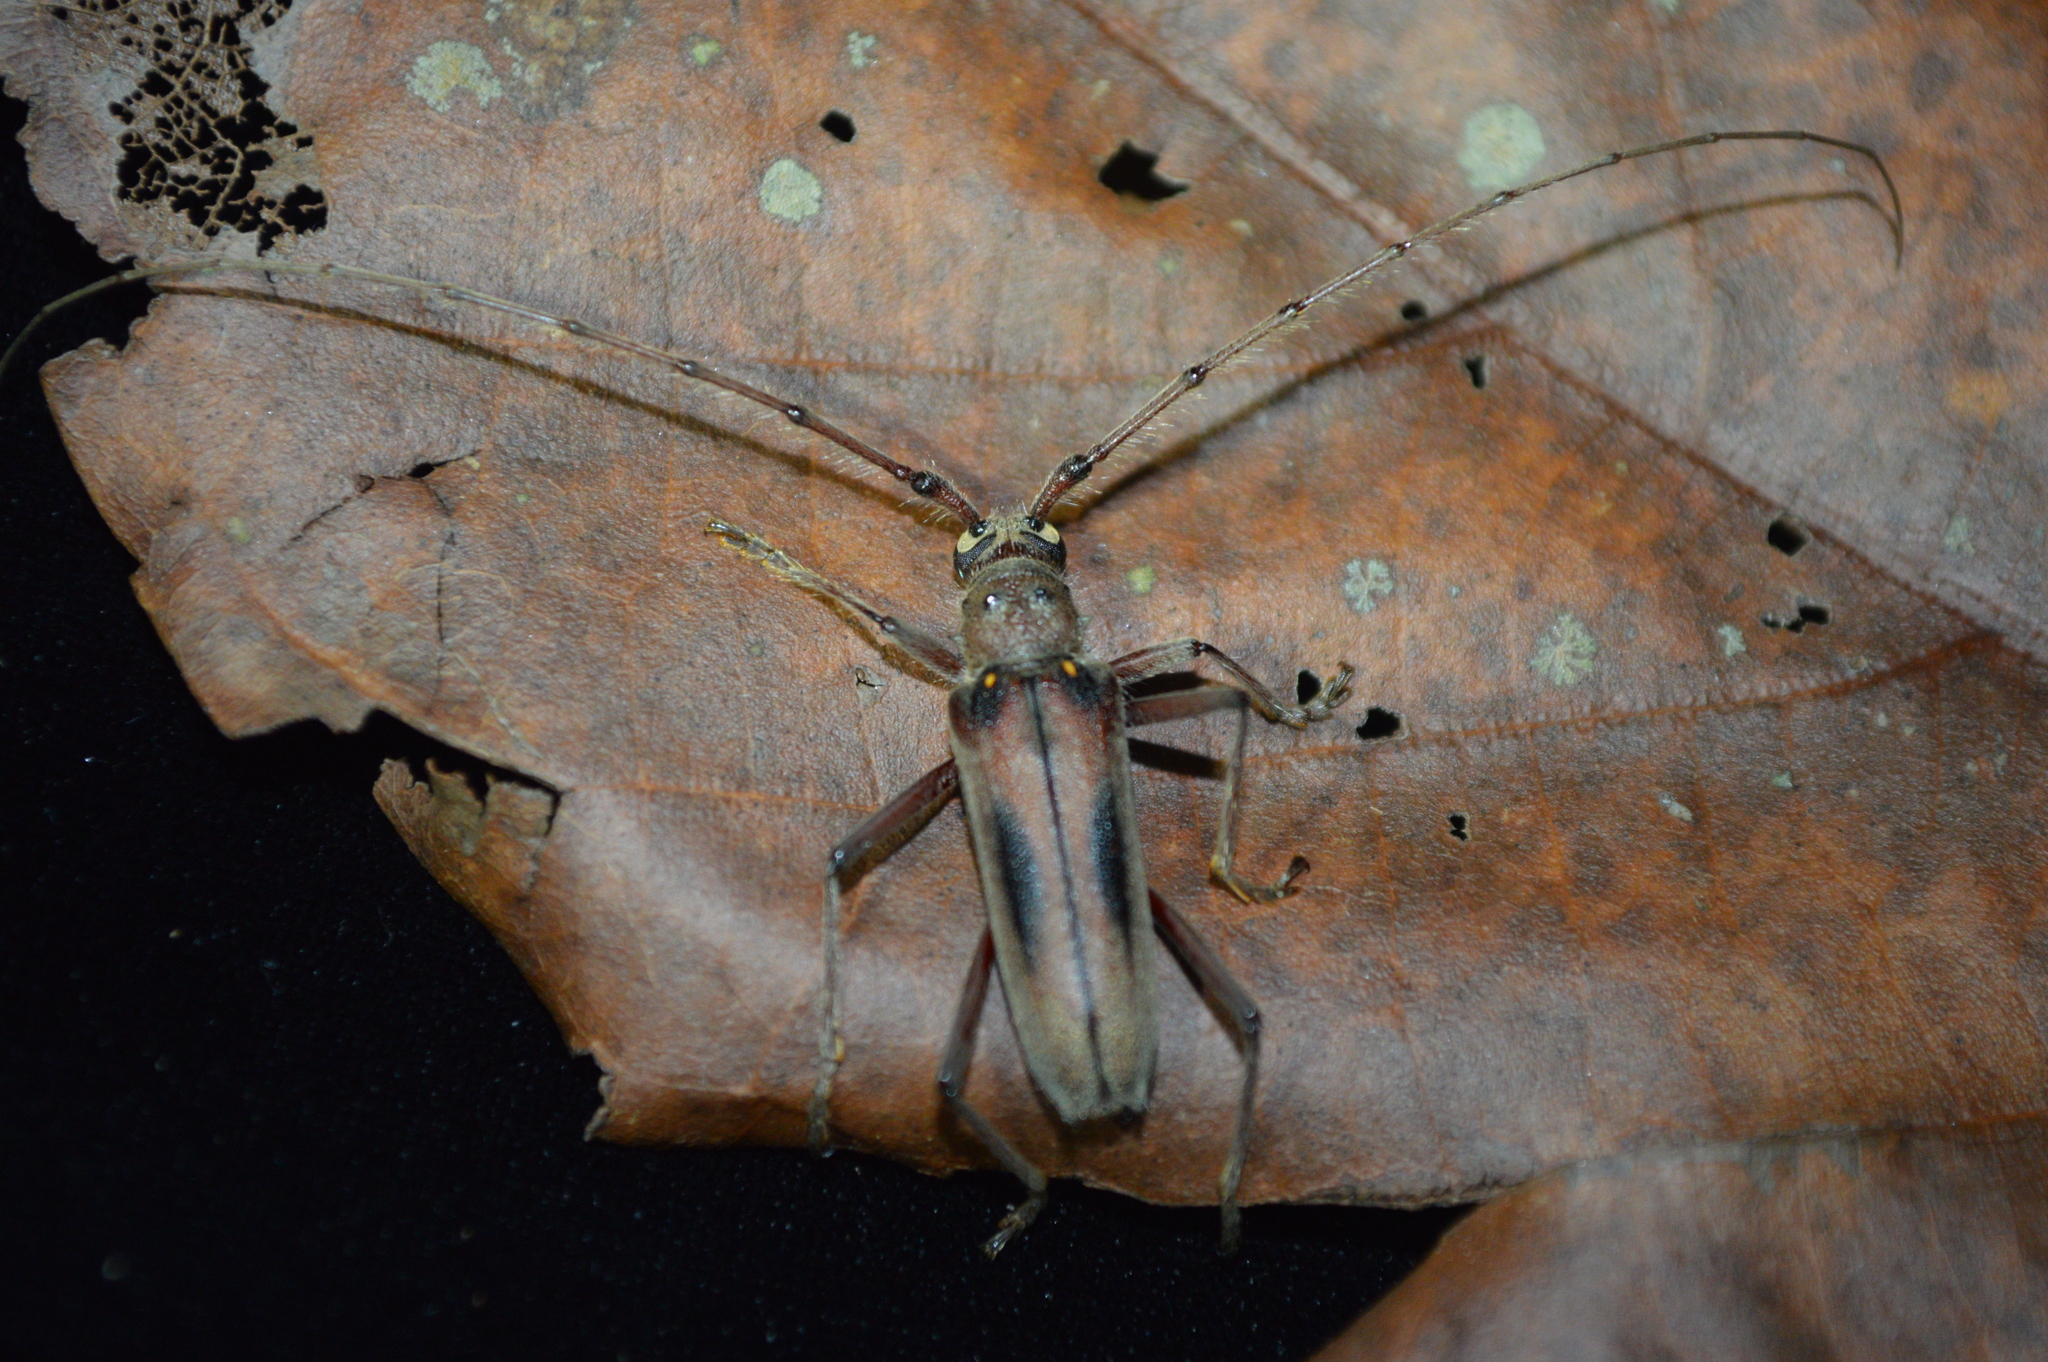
[953, 511, 1066, 583]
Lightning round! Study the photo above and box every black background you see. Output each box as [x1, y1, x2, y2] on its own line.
[0, 94, 1461, 1361]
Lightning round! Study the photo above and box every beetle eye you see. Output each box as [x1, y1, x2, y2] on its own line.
[956, 524, 990, 554]
[1027, 519, 1061, 543]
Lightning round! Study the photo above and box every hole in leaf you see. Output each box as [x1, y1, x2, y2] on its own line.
[1354, 707, 1402, 741]
[820, 110, 855, 142]
[1400, 299, 1429, 322]
[406, 461, 439, 479]
[98, 5, 328, 251]
[1098, 142, 1188, 202]
[1296, 670, 1320, 704]
[1462, 354, 1489, 389]
[1766, 513, 1811, 556]
[1798, 601, 1832, 627]
[1447, 812, 1471, 842]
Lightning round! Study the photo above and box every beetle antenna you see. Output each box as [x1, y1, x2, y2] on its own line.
[1, 258, 986, 528]
[1029, 128, 1903, 519]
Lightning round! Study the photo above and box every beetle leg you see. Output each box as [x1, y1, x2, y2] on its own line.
[938, 930, 1049, 1259]
[1209, 699, 1311, 903]
[707, 519, 964, 677]
[1149, 890, 1262, 1255]
[1126, 687, 1311, 903]
[816, 760, 962, 1150]
[1111, 638, 1352, 728]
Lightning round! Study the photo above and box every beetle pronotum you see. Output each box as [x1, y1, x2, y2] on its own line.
[8, 128, 1900, 1258]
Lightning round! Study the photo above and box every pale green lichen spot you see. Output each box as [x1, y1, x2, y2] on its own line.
[1342, 558, 1395, 614]
[1770, 770, 1797, 791]
[1649, 0, 1682, 15]
[1943, 512, 1975, 556]
[759, 159, 823, 224]
[846, 31, 879, 69]
[1717, 623, 1747, 657]
[688, 36, 724, 67]
[1458, 103, 1545, 194]
[1529, 611, 1597, 687]
[224, 515, 252, 545]
[1657, 792, 1695, 824]
[1125, 566, 1156, 595]
[408, 41, 504, 114]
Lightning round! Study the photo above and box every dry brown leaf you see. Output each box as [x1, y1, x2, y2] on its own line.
[7, 0, 2044, 1241]
[1319, 1124, 2048, 1360]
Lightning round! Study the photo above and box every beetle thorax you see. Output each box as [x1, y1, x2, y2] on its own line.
[959, 559, 1084, 672]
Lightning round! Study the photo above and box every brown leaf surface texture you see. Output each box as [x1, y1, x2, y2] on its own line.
[1320, 1126, 2048, 1360]
[5, 0, 2044, 1209]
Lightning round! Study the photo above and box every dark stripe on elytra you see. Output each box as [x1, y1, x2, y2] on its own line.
[988, 801, 1041, 961]
[1089, 781, 1137, 946]
[1026, 677, 1102, 1064]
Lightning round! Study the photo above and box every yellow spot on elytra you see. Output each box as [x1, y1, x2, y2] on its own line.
[1060, 659, 1078, 677]
[983, 672, 998, 688]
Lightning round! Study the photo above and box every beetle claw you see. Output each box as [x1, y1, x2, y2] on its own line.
[1301, 661, 1356, 721]
[981, 1190, 1047, 1259]
[1214, 853, 1311, 904]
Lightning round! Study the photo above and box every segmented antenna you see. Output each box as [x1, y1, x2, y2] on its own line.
[1028, 129, 1903, 519]
[0, 258, 986, 528]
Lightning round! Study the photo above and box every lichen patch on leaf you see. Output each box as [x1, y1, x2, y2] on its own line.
[408, 41, 503, 113]
[759, 158, 823, 223]
[1459, 102, 1545, 194]
[1529, 611, 1598, 687]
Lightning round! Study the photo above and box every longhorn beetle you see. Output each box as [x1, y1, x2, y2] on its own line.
[8, 128, 1901, 1257]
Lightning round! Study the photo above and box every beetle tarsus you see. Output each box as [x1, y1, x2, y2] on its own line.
[1213, 851, 1311, 905]
[981, 1189, 1047, 1259]
[1271, 661, 1356, 727]
[1292, 662, 1355, 724]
